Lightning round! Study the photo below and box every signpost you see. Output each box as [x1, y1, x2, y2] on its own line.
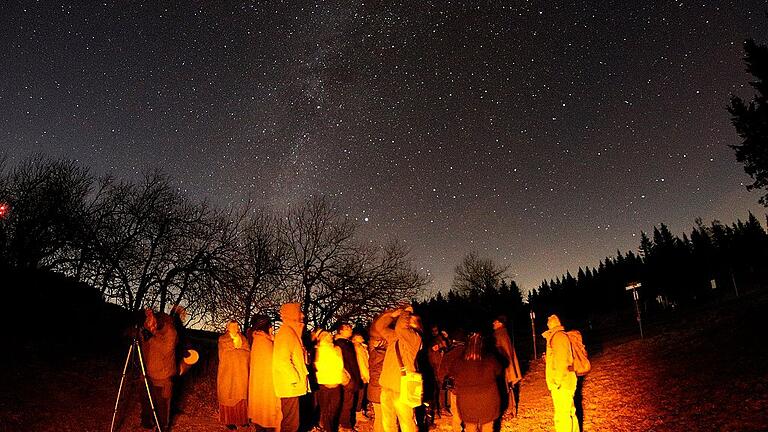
[530, 310, 537, 359]
[626, 282, 643, 339]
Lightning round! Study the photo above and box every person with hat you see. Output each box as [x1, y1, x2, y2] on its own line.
[248, 314, 281, 431]
[543, 314, 579, 432]
[492, 315, 522, 417]
[138, 308, 178, 431]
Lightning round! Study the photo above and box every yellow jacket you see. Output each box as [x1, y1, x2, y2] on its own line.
[315, 341, 345, 386]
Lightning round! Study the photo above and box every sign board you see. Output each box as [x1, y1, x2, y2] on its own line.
[626, 282, 642, 291]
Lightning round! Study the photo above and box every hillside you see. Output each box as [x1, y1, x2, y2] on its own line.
[1, 291, 766, 431]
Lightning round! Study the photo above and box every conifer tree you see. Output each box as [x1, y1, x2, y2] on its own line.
[729, 38, 768, 205]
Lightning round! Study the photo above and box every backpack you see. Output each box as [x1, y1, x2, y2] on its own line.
[565, 330, 591, 376]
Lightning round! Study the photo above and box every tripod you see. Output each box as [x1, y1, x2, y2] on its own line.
[110, 337, 164, 432]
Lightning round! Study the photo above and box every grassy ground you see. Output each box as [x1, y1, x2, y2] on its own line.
[1, 291, 767, 432]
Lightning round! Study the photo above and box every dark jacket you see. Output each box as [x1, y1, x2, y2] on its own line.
[450, 354, 503, 423]
[439, 341, 465, 386]
[140, 313, 179, 381]
[494, 326, 522, 384]
[335, 337, 362, 390]
[367, 335, 388, 403]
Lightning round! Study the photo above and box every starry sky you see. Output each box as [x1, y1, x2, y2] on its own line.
[2, 1, 767, 294]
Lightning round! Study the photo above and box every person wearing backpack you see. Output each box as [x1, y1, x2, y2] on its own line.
[542, 314, 580, 432]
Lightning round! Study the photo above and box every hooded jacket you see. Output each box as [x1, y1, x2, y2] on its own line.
[140, 312, 178, 381]
[273, 303, 309, 397]
[372, 309, 422, 393]
[542, 325, 573, 391]
[217, 330, 250, 406]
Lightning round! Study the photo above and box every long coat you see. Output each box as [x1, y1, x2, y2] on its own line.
[494, 326, 522, 384]
[140, 313, 178, 382]
[218, 332, 250, 407]
[272, 319, 309, 397]
[248, 331, 281, 427]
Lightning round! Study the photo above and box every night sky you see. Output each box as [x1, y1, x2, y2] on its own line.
[2, 1, 767, 293]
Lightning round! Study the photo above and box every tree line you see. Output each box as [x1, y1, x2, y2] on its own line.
[414, 213, 768, 358]
[528, 215, 768, 321]
[0, 155, 428, 330]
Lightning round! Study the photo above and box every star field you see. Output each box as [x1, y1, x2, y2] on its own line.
[1, 1, 767, 292]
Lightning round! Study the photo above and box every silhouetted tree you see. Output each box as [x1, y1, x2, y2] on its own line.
[729, 38, 768, 206]
[214, 209, 284, 330]
[452, 251, 510, 294]
[0, 156, 93, 270]
[278, 197, 427, 328]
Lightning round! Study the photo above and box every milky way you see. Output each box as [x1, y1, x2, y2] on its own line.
[2, 1, 767, 293]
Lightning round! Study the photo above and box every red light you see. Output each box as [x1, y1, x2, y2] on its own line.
[0, 203, 8, 219]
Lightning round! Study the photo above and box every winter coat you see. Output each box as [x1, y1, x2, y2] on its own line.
[543, 325, 574, 391]
[494, 326, 522, 384]
[248, 331, 281, 427]
[217, 332, 250, 406]
[140, 313, 178, 381]
[315, 341, 345, 386]
[335, 337, 362, 390]
[450, 355, 503, 424]
[372, 310, 422, 393]
[273, 317, 309, 397]
[427, 334, 447, 379]
[367, 336, 388, 403]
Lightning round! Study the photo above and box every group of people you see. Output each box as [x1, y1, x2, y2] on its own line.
[136, 304, 581, 432]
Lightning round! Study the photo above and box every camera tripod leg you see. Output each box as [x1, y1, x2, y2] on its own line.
[110, 340, 164, 432]
[110, 342, 135, 432]
[136, 341, 164, 432]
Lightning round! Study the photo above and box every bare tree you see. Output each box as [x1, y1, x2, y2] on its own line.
[81, 173, 239, 313]
[0, 156, 428, 329]
[452, 251, 510, 294]
[278, 197, 428, 328]
[313, 241, 428, 328]
[212, 208, 284, 329]
[278, 197, 358, 327]
[0, 156, 93, 271]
